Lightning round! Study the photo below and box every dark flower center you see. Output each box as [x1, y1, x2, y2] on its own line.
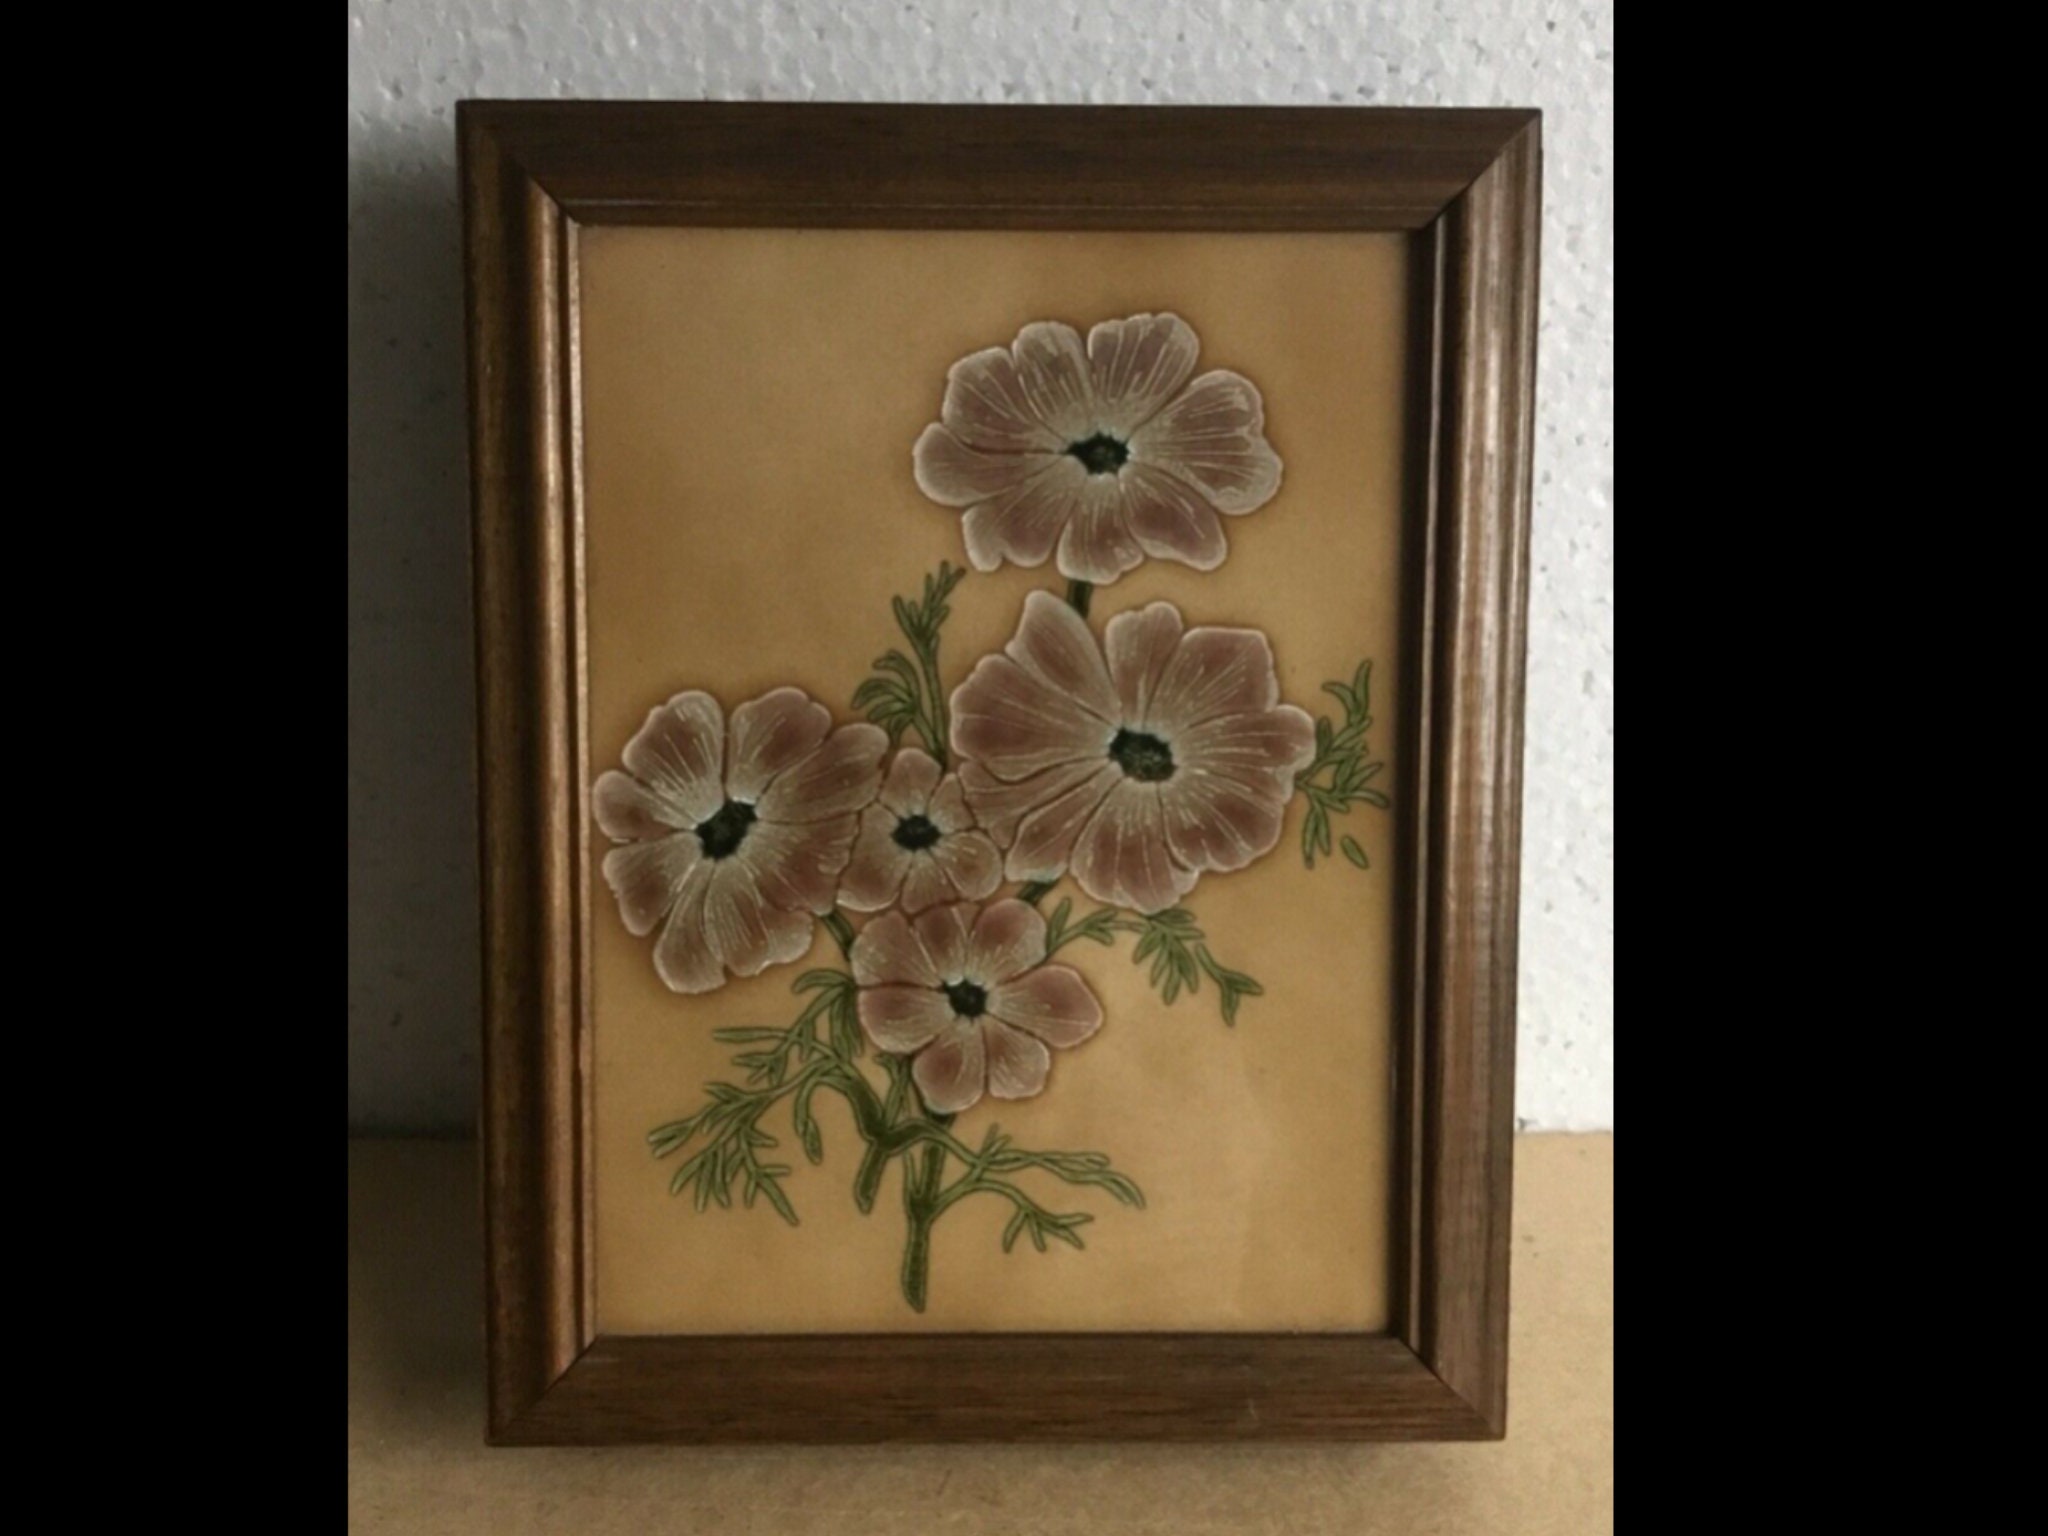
[1067, 433, 1129, 475]
[891, 813, 942, 852]
[1109, 727, 1176, 783]
[942, 979, 989, 1019]
[695, 799, 757, 860]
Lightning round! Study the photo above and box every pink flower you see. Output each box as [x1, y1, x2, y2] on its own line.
[952, 592, 1315, 914]
[594, 687, 886, 994]
[851, 899, 1104, 1114]
[912, 313, 1283, 586]
[837, 748, 1003, 915]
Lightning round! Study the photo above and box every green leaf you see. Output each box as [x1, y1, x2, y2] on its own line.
[757, 1175, 799, 1227]
[1108, 907, 1262, 1026]
[1297, 656, 1389, 871]
[854, 563, 971, 767]
[1050, 1214, 1091, 1250]
[791, 1080, 824, 1164]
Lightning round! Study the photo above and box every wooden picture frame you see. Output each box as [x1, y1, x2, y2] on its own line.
[462, 101, 1537, 1444]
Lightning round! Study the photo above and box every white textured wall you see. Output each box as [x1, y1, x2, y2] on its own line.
[347, 1, 1613, 1132]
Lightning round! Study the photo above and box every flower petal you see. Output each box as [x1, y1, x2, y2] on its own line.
[1120, 462, 1228, 572]
[851, 909, 939, 988]
[941, 344, 1065, 453]
[1055, 476, 1145, 585]
[899, 853, 957, 915]
[1069, 781, 1195, 914]
[913, 424, 1060, 507]
[987, 966, 1104, 1049]
[1130, 369, 1283, 515]
[725, 688, 831, 803]
[1004, 589, 1119, 721]
[837, 806, 913, 912]
[878, 748, 943, 817]
[651, 858, 722, 994]
[961, 458, 1087, 572]
[702, 860, 814, 979]
[982, 1021, 1052, 1101]
[1149, 626, 1283, 734]
[1159, 766, 1292, 877]
[1086, 312, 1200, 435]
[1175, 705, 1317, 781]
[620, 691, 726, 825]
[913, 1023, 987, 1114]
[959, 757, 1108, 847]
[601, 833, 703, 936]
[1007, 763, 1122, 883]
[1104, 602, 1186, 729]
[740, 815, 860, 915]
[757, 722, 888, 822]
[857, 986, 955, 1054]
[969, 898, 1048, 985]
[926, 774, 972, 832]
[931, 828, 1003, 903]
[594, 769, 690, 842]
[951, 655, 1112, 783]
[913, 901, 975, 981]
[1010, 321, 1095, 443]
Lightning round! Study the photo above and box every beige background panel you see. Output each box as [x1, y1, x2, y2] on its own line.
[579, 228, 1409, 1333]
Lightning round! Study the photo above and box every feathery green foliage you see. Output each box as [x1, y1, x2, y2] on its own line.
[648, 961, 1143, 1310]
[1043, 897, 1264, 1026]
[1296, 658, 1389, 869]
[851, 561, 967, 765]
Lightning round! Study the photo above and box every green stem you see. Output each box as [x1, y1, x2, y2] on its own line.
[900, 1206, 935, 1312]
[852, 1057, 910, 1213]
[1017, 879, 1056, 906]
[910, 715, 946, 762]
[918, 644, 950, 769]
[899, 1138, 947, 1312]
[853, 1140, 890, 1213]
[930, 1171, 1038, 1223]
[821, 910, 857, 959]
[894, 1105, 956, 1311]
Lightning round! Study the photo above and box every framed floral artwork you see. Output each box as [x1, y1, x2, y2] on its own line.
[463, 102, 1537, 1443]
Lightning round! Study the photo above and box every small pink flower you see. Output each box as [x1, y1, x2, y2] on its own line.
[952, 592, 1316, 914]
[838, 748, 1003, 915]
[912, 313, 1283, 586]
[851, 899, 1104, 1115]
[595, 687, 886, 995]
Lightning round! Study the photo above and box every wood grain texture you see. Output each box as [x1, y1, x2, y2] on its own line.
[460, 101, 1538, 1443]
[461, 112, 591, 1434]
[1415, 119, 1539, 1436]
[502, 1334, 1491, 1445]
[460, 100, 1536, 230]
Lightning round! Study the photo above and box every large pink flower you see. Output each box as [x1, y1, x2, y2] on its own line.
[912, 313, 1283, 586]
[952, 592, 1315, 914]
[851, 899, 1103, 1114]
[838, 748, 1003, 915]
[594, 687, 886, 995]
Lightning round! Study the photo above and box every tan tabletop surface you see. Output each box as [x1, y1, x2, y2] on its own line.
[348, 1134, 1612, 1535]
